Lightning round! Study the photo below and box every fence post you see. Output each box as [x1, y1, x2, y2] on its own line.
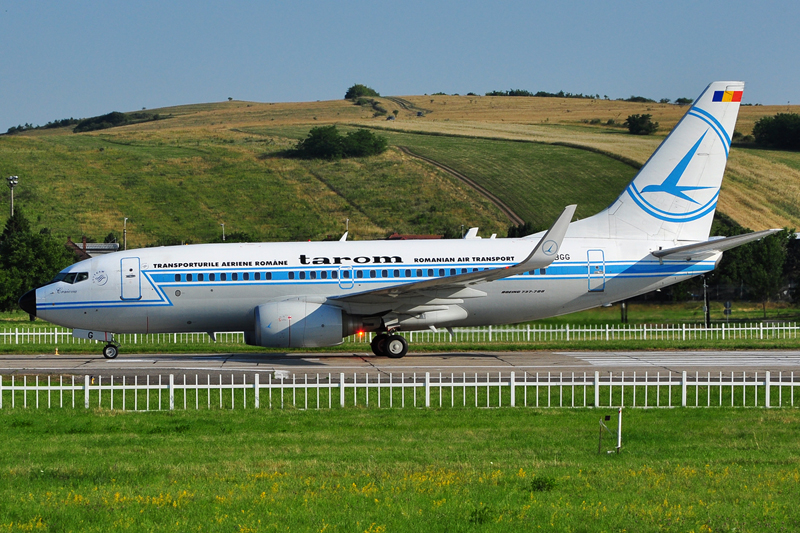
[488, 326, 492, 342]
[340, 373, 345, 408]
[760, 322, 763, 340]
[15, 327, 19, 345]
[169, 374, 175, 410]
[424, 372, 430, 407]
[765, 371, 771, 408]
[254, 374, 260, 409]
[681, 371, 687, 407]
[84, 375, 90, 409]
[566, 324, 570, 341]
[594, 371, 600, 407]
[510, 371, 516, 407]
[682, 323, 686, 341]
[605, 324, 609, 341]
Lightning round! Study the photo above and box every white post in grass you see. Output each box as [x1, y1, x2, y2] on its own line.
[340, 373, 345, 408]
[169, 374, 174, 410]
[84, 375, 90, 409]
[765, 371, 771, 408]
[681, 371, 687, 407]
[616, 407, 623, 454]
[254, 374, 260, 409]
[510, 372, 516, 407]
[594, 371, 600, 407]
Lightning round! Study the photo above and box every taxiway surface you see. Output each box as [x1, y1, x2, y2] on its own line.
[2, 350, 800, 381]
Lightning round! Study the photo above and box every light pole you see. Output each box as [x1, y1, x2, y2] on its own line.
[7, 176, 19, 217]
[220, 223, 225, 241]
[123, 217, 128, 251]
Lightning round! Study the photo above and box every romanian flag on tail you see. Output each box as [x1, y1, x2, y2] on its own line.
[712, 90, 743, 102]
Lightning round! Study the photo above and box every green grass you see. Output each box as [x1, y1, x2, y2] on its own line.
[1, 408, 799, 531]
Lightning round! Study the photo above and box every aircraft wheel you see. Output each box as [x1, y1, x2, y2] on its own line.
[102, 344, 119, 359]
[385, 334, 408, 359]
[370, 333, 388, 357]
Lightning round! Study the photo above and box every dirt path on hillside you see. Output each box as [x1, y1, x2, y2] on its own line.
[397, 146, 525, 226]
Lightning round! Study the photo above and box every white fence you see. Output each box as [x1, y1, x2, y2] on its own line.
[2, 371, 798, 411]
[2, 322, 799, 346]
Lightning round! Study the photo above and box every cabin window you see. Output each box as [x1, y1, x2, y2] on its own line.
[320, 271, 327, 279]
[427, 269, 434, 277]
[243, 272, 250, 281]
[186, 274, 193, 282]
[405, 269, 411, 277]
[393, 269, 399, 277]
[450, 269, 456, 276]
[369, 270, 376, 278]
[254, 272, 261, 281]
[75, 272, 89, 283]
[198, 273, 204, 281]
[175, 274, 181, 282]
[288, 272, 295, 280]
[439, 269, 445, 277]
[539, 268, 546, 275]
[382, 270, 388, 278]
[356, 270, 363, 279]
[299, 272, 306, 280]
[220, 273, 227, 281]
[232, 273, 238, 281]
[416, 269, 422, 277]
[461, 268, 467, 274]
[310, 271, 316, 280]
[209, 273, 216, 281]
[265, 272, 272, 280]
[332, 271, 338, 279]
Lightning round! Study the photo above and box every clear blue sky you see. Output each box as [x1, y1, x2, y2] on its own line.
[1, 0, 798, 132]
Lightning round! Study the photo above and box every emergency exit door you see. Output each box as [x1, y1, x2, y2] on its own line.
[587, 250, 606, 292]
[120, 257, 142, 300]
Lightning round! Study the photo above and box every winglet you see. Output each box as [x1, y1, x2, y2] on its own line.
[518, 204, 576, 269]
[479, 204, 576, 282]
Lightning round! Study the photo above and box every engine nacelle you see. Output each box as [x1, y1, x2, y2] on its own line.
[246, 299, 360, 348]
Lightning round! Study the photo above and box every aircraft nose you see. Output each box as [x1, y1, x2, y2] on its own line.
[18, 289, 37, 318]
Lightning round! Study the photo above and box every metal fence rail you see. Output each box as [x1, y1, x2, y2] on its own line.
[2, 322, 799, 346]
[1, 371, 797, 411]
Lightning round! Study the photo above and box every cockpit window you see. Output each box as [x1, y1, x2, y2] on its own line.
[51, 272, 89, 285]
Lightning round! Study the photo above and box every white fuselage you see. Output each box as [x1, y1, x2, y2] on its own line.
[36, 235, 716, 335]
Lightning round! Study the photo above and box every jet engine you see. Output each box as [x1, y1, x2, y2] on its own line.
[244, 298, 369, 348]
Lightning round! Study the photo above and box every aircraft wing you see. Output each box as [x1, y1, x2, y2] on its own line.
[331, 205, 576, 307]
[652, 229, 782, 261]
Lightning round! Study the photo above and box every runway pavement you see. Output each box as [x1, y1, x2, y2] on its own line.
[2, 350, 800, 381]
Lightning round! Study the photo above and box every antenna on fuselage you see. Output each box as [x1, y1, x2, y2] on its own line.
[340, 218, 349, 241]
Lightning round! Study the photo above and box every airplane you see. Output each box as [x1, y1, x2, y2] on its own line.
[19, 81, 779, 359]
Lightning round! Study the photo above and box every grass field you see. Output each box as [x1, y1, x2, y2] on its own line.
[1, 407, 798, 531]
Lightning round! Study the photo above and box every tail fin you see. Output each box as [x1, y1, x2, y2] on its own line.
[574, 81, 744, 242]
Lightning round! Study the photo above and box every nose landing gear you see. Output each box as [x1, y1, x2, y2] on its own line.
[102, 342, 120, 359]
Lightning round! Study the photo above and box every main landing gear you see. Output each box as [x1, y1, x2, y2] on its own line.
[370, 333, 409, 358]
[102, 342, 120, 359]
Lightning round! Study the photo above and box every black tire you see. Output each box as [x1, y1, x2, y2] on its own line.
[370, 333, 388, 357]
[385, 334, 408, 358]
[102, 344, 119, 359]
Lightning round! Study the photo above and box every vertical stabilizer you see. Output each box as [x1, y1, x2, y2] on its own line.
[573, 81, 744, 242]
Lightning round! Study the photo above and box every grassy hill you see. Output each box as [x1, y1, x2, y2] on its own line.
[2, 95, 799, 247]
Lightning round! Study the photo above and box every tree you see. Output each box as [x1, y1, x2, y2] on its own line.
[344, 84, 380, 100]
[294, 125, 344, 160]
[675, 97, 693, 106]
[752, 113, 800, 150]
[292, 126, 387, 160]
[746, 230, 792, 317]
[624, 114, 659, 135]
[0, 210, 74, 311]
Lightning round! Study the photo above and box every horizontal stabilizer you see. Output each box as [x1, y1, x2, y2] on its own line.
[652, 229, 782, 261]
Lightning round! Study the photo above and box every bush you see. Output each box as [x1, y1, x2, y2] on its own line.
[292, 126, 387, 160]
[344, 84, 380, 100]
[675, 97, 693, 105]
[624, 114, 659, 135]
[752, 113, 800, 150]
